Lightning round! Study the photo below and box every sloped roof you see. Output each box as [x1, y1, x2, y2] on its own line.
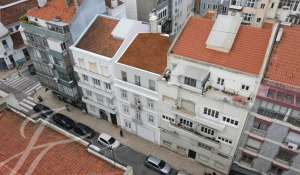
[265, 26, 300, 88]
[172, 16, 273, 75]
[118, 33, 170, 74]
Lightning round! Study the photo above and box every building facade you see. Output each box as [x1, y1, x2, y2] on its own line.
[70, 15, 149, 125]
[0, 0, 36, 70]
[21, 0, 106, 105]
[231, 26, 300, 175]
[114, 33, 170, 144]
[197, 0, 229, 16]
[157, 14, 277, 174]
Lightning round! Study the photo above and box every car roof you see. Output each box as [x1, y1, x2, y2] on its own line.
[147, 155, 161, 165]
[99, 133, 112, 140]
[76, 123, 92, 130]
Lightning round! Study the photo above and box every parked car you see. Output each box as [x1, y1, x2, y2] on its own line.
[97, 133, 120, 149]
[33, 104, 53, 118]
[144, 155, 172, 175]
[52, 113, 75, 130]
[73, 123, 95, 139]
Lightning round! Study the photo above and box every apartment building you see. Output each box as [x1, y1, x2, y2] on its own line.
[170, 0, 194, 34]
[197, 0, 229, 16]
[231, 26, 300, 175]
[114, 33, 170, 144]
[21, 0, 106, 106]
[228, 0, 271, 27]
[70, 15, 149, 125]
[0, 0, 37, 70]
[266, 0, 300, 25]
[158, 14, 277, 174]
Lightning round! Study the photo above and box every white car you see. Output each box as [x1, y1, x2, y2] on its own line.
[97, 133, 120, 149]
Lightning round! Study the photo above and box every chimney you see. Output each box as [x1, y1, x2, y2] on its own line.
[149, 13, 161, 33]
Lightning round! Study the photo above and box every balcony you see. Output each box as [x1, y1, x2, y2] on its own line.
[170, 122, 220, 145]
[73, 65, 112, 81]
[130, 102, 143, 111]
[257, 107, 285, 121]
[132, 118, 143, 125]
[286, 117, 300, 128]
[250, 127, 267, 137]
[22, 22, 68, 41]
[229, 0, 243, 10]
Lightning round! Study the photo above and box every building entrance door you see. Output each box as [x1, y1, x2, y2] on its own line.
[99, 109, 108, 121]
[188, 149, 196, 159]
[110, 113, 118, 125]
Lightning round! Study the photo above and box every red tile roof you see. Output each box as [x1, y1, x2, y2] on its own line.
[118, 33, 170, 74]
[77, 16, 123, 58]
[172, 16, 273, 75]
[265, 26, 300, 88]
[0, 109, 123, 175]
[0, 0, 37, 26]
[26, 0, 79, 23]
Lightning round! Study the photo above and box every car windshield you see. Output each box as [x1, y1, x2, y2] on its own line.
[108, 137, 116, 144]
[158, 160, 166, 168]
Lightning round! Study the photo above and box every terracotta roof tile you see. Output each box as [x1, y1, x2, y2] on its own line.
[118, 33, 170, 74]
[265, 26, 300, 88]
[77, 16, 123, 58]
[0, 0, 37, 26]
[0, 110, 123, 175]
[172, 16, 273, 75]
[26, 0, 78, 23]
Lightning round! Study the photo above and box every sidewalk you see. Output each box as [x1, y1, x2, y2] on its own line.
[0, 60, 32, 80]
[34, 88, 209, 175]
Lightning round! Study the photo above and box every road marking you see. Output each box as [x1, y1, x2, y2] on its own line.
[26, 96, 34, 101]
[19, 101, 33, 110]
[5, 76, 22, 85]
[23, 98, 36, 106]
[24, 83, 41, 95]
[10, 77, 29, 87]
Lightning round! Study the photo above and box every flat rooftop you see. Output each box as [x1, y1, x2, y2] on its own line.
[265, 26, 300, 88]
[76, 16, 123, 58]
[26, 0, 78, 23]
[118, 33, 170, 74]
[172, 16, 273, 75]
[0, 109, 123, 175]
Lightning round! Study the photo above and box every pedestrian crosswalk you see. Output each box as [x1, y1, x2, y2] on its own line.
[2, 75, 42, 96]
[18, 96, 36, 113]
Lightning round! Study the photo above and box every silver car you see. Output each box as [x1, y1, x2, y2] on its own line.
[144, 155, 172, 175]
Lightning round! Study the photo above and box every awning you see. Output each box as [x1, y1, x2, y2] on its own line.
[184, 66, 210, 81]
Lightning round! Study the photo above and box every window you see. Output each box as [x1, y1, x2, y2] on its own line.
[200, 126, 215, 136]
[198, 142, 212, 151]
[149, 80, 156, 91]
[184, 77, 197, 87]
[261, 3, 265, 8]
[243, 13, 254, 22]
[134, 75, 141, 86]
[148, 115, 154, 123]
[136, 112, 141, 120]
[245, 137, 262, 151]
[22, 48, 30, 57]
[246, 0, 256, 7]
[163, 140, 172, 147]
[121, 89, 127, 100]
[2, 40, 8, 49]
[217, 77, 224, 85]
[147, 99, 154, 109]
[242, 85, 250, 90]
[83, 74, 88, 81]
[96, 94, 104, 104]
[271, 2, 274, 8]
[240, 153, 255, 165]
[125, 120, 131, 128]
[61, 42, 67, 51]
[105, 82, 111, 90]
[122, 104, 129, 113]
[257, 18, 261, 23]
[92, 78, 101, 86]
[222, 116, 239, 126]
[15, 25, 20, 30]
[204, 107, 219, 118]
[121, 71, 127, 81]
[253, 118, 269, 131]
[86, 89, 92, 96]
[179, 118, 193, 128]
[218, 136, 233, 145]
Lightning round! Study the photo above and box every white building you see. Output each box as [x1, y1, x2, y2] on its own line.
[158, 14, 277, 174]
[114, 32, 170, 144]
[70, 15, 149, 125]
[170, 0, 195, 34]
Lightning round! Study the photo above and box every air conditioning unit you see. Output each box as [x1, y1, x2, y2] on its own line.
[288, 142, 298, 150]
